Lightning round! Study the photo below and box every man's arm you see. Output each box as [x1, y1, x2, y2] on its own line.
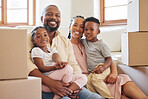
[29, 69, 72, 97]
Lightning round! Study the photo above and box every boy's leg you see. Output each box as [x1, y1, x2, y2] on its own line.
[86, 73, 97, 93]
[78, 87, 104, 99]
[91, 68, 113, 98]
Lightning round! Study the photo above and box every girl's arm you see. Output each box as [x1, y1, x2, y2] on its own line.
[33, 57, 56, 72]
[52, 53, 62, 63]
[52, 53, 68, 68]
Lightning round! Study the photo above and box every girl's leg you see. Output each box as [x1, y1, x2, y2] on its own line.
[42, 65, 73, 92]
[123, 81, 148, 99]
[69, 74, 87, 91]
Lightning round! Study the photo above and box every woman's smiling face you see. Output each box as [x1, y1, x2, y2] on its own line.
[70, 17, 85, 39]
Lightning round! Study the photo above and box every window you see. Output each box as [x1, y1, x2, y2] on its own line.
[100, 0, 128, 26]
[0, 0, 35, 26]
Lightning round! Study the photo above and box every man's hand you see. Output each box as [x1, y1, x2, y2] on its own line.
[48, 80, 72, 97]
[104, 71, 117, 84]
[69, 89, 82, 99]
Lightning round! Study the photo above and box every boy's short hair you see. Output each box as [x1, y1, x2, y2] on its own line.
[84, 17, 100, 26]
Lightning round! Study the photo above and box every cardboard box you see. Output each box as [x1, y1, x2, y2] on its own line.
[117, 64, 148, 96]
[0, 76, 41, 99]
[0, 29, 27, 79]
[121, 32, 148, 66]
[127, 0, 148, 32]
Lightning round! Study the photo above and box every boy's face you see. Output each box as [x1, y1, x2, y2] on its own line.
[32, 28, 49, 48]
[70, 17, 84, 39]
[84, 21, 100, 42]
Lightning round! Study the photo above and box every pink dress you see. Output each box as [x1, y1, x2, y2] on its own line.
[72, 43, 132, 99]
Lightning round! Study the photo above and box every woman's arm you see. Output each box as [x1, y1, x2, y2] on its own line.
[33, 57, 56, 72]
[104, 61, 118, 84]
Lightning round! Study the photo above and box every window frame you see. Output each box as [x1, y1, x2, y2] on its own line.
[0, 0, 36, 27]
[100, 0, 127, 26]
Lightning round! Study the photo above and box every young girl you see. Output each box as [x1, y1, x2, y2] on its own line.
[31, 26, 87, 99]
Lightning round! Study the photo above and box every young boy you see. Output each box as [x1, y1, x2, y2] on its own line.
[82, 17, 113, 98]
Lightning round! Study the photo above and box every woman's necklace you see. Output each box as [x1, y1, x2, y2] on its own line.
[77, 44, 83, 55]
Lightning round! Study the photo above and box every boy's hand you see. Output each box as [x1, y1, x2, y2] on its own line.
[93, 66, 105, 74]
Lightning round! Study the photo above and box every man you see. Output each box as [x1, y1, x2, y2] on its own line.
[29, 5, 103, 99]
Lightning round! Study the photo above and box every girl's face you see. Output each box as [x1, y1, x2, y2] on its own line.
[70, 17, 84, 39]
[32, 28, 49, 48]
[84, 21, 100, 42]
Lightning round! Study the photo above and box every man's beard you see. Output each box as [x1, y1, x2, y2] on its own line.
[44, 19, 59, 32]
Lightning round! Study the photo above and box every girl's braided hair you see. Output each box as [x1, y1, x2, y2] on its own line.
[30, 26, 45, 53]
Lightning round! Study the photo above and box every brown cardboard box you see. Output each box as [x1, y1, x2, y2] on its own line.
[127, 0, 148, 32]
[0, 76, 41, 99]
[121, 32, 148, 66]
[117, 64, 148, 96]
[0, 29, 27, 79]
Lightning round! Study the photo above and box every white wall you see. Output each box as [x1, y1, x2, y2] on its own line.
[35, 0, 98, 27]
[36, 0, 71, 28]
[71, 0, 94, 19]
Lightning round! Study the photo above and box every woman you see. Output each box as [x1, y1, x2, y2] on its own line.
[68, 15, 148, 99]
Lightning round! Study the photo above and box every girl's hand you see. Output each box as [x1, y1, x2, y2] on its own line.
[61, 62, 68, 67]
[54, 62, 68, 70]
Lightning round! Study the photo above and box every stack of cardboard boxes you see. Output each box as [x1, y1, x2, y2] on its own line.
[0, 29, 41, 99]
[122, 0, 148, 66]
[119, 0, 148, 95]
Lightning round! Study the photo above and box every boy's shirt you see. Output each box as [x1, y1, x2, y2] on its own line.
[81, 39, 111, 72]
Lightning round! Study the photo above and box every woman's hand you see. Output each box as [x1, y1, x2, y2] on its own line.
[104, 71, 118, 84]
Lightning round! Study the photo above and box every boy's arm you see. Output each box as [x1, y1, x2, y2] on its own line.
[94, 57, 112, 74]
[103, 57, 112, 70]
[33, 57, 56, 72]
